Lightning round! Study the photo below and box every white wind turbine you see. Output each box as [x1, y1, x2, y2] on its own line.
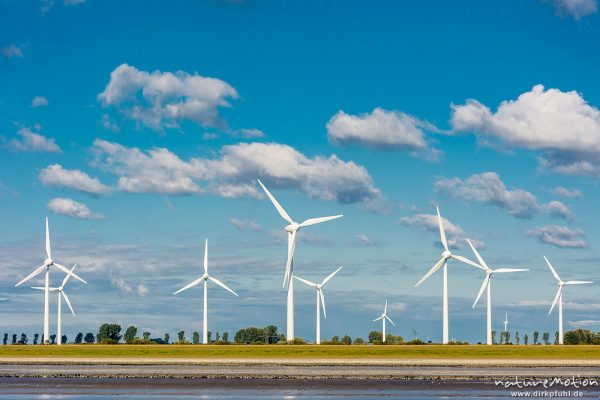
[468, 239, 528, 345]
[173, 239, 238, 344]
[15, 218, 86, 344]
[257, 179, 342, 341]
[294, 266, 343, 344]
[414, 207, 483, 344]
[545, 256, 592, 345]
[504, 312, 509, 333]
[373, 300, 395, 342]
[32, 264, 79, 345]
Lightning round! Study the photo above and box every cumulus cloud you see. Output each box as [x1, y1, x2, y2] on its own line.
[39, 164, 109, 195]
[229, 218, 261, 232]
[47, 197, 103, 219]
[97, 64, 238, 131]
[526, 225, 587, 248]
[451, 85, 600, 177]
[9, 127, 61, 153]
[435, 172, 573, 220]
[546, 0, 597, 19]
[91, 139, 387, 211]
[1, 44, 23, 58]
[100, 114, 120, 132]
[399, 212, 484, 249]
[552, 186, 582, 198]
[31, 96, 48, 108]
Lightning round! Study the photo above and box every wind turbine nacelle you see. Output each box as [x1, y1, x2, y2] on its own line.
[44, 259, 53, 266]
[285, 223, 300, 233]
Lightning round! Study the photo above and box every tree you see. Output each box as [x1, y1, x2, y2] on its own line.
[368, 331, 382, 343]
[143, 331, 151, 340]
[61, 335, 67, 344]
[331, 336, 340, 343]
[75, 333, 83, 344]
[234, 326, 281, 344]
[124, 326, 138, 344]
[49, 334, 56, 344]
[84, 333, 95, 344]
[341, 335, 352, 345]
[564, 329, 594, 345]
[504, 331, 511, 345]
[97, 323, 122, 343]
[3, 333, 7, 345]
[499, 332, 505, 344]
[178, 330, 186, 343]
[33, 333, 40, 345]
[164, 333, 170, 344]
[542, 332, 550, 345]
[192, 332, 200, 344]
[19, 333, 28, 344]
[524, 334, 529, 345]
[263, 325, 281, 344]
[207, 331, 212, 343]
[353, 337, 365, 344]
[222, 332, 229, 343]
[215, 332, 220, 341]
[11, 334, 17, 344]
[533, 331, 539, 345]
[491, 330, 497, 345]
[515, 331, 520, 345]
[554, 331, 559, 345]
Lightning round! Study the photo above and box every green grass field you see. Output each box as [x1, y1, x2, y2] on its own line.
[1, 344, 600, 359]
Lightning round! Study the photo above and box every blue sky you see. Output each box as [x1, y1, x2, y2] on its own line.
[1, 0, 600, 343]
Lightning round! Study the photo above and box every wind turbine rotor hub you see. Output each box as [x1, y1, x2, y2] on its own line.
[442, 250, 451, 259]
[284, 223, 299, 233]
[44, 259, 52, 266]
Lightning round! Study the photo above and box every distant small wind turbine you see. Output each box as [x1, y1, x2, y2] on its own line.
[294, 266, 343, 344]
[173, 239, 238, 344]
[467, 239, 528, 345]
[257, 179, 342, 341]
[15, 218, 86, 344]
[32, 264, 79, 345]
[545, 256, 592, 345]
[503, 312, 508, 333]
[414, 207, 482, 344]
[373, 300, 395, 342]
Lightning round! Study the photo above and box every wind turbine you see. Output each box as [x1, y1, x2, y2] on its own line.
[545, 256, 592, 345]
[257, 179, 342, 341]
[15, 218, 86, 344]
[173, 239, 238, 344]
[294, 266, 343, 344]
[414, 207, 483, 344]
[373, 300, 395, 342]
[504, 312, 508, 333]
[468, 239, 528, 345]
[32, 264, 79, 345]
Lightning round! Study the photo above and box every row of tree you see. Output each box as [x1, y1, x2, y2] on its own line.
[490, 330, 560, 345]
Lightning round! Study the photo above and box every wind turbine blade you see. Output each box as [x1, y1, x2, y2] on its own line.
[283, 231, 296, 288]
[549, 286, 562, 314]
[61, 264, 77, 288]
[257, 179, 293, 224]
[15, 265, 46, 287]
[472, 274, 490, 308]
[466, 239, 488, 270]
[385, 315, 396, 327]
[319, 290, 326, 319]
[321, 266, 343, 286]
[54, 263, 87, 284]
[544, 256, 562, 282]
[299, 215, 343, 228]
[208, 276, 239, 296]
[46, 217, 51, 259]
[173, 277, 203, 295]
[204, 239, 208, 274]
[373, 316, 384, 322]
[493, 268, 529, 273]
[415, 258, 445, 287]
[565, 280, 593, 285]
[452, 254, 485, 271]
[436, 206, 448, 252]
[293, 276, 317, 287]
[61, 291, 76, 316]
[384, 300, 388, 315]
[30, 287, 45, 290]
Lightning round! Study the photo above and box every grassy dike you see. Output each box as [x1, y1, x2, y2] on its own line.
[1, 344, 600, 359]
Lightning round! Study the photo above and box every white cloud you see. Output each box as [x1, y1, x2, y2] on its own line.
[357, 234, 376, 246]
[100, 114, 120, 132]
[47, 197, 103, 219]
[451, 85, 600, 177]
[39, 164, 109, 195]
[64, 0, 85, 5]
[137, 284, 149, 297]
[327, 108, 436, 154]
[552, 186, 582, 198]
[232, 128, 265, 139]
[546, 0, 597, 19]
[229, 218, 261, 232]
[97, 64, 238, 131]
[91, 139, 387, 211]
[399, 212, 484, 249]
[435, 172, 573, 220]
[31, 96, 48, 108]
[9, 127, 61, 153]
[526, 225, 587, 248]
[1, 44, 23, 58]
[568, 320, 600, 328]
